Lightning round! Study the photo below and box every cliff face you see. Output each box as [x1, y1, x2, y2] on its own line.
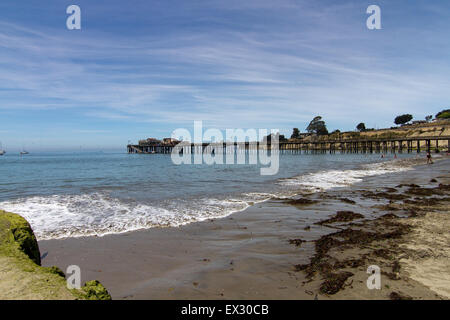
[297, 120, 450, 147]
[352, 120, 450, 140]
[0, 210, 111, 300]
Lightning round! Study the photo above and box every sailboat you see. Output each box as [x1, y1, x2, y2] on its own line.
[0, 142, 5, 156]
[20, 145, 29, 155]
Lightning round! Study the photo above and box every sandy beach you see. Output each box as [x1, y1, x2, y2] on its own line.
[39, 156, 450, 300]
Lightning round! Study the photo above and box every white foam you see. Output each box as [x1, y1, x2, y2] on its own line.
[279, 160, 412, 191]
[0, 192, 274, 240]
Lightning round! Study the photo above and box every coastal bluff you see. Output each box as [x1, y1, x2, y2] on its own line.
[0, 210, 111, 300]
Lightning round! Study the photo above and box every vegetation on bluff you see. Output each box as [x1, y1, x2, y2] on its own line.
[356, 122, 366, 132]
[394, 114, 413, 125]
[290, 111, 449, 142]
[306, 116, 328, 135]
[436, 109, 450, 119]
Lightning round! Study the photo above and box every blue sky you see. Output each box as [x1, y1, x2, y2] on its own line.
[0, 0, 449, 151]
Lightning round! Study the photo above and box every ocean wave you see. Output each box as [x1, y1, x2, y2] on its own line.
[278, 159, 413, 191]
[0, 192, 274, 240]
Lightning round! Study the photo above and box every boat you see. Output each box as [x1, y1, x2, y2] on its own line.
[20, 144, 29, 155]
[0, 142, 5, 155]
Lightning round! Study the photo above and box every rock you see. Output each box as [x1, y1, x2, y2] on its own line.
[0, 210, 41, 265]
[0, 210, 111, 300]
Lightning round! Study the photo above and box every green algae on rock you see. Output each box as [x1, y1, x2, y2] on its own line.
[0, 210, 111, 300]
[0, 210, 41, 265]
[79, 280, 112, 300]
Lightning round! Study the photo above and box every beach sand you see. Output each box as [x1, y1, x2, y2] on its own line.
[39, 156, 450, 300]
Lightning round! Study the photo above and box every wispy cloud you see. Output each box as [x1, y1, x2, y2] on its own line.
[0, 0, 449, 148]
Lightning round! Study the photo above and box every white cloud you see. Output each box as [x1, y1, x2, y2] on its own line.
[0, 1, 449, 136]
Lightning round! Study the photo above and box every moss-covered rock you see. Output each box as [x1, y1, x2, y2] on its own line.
[0, 210, 41, 265]
[0, 210, 111, 300]
[79, 280, 112, 300]
[46, 266, 66, 278]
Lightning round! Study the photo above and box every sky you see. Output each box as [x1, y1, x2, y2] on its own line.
[0, 0, 449, 151]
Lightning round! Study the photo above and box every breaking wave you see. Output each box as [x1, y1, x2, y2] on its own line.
[0, 192, 275, 240]
[279, 160, 412, 191]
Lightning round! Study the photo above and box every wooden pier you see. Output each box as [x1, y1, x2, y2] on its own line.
[127, 135, 450, 154]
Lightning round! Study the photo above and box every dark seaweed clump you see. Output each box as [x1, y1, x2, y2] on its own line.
[285, 198, 318, 206]
[315, 211, 364, 225]
[319, 271, 354, 295]
[389, 291, 412, 300]
[339, 198, 356, 205]
[289, 239, 305, 247]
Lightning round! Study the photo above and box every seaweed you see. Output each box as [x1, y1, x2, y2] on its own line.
[289, 239, 305, 247]
[339, 198, 356, 205]
[389, 291, 412, 300]
[319, 271, 354, 295]
[285, 198, 318, 206]
[315, 211, 364, 225]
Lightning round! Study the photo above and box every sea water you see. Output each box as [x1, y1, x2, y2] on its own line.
[0, 151, 415, 240]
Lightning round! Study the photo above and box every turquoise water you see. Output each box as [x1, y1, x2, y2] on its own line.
[0, 151, 415, 239]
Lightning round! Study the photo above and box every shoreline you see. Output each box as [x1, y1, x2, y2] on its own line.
[38, 156, 450, 299]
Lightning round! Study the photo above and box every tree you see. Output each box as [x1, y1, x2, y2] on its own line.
[394, 114, 413, 125]
[291, 128, 300, 139]
[436, 109, 450, 119]
[425, 115, 433, 122]
[263, 133, 287, 143]
[306, 116, 328, 135]
[356, 123, 366, 132]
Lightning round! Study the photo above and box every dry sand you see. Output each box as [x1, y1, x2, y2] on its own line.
[39, 156, 450, 300]
[400, 211, 450, 298]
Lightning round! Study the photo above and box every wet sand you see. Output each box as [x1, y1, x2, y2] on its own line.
[39, 156, 450, 299]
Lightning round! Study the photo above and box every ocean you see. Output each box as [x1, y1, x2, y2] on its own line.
[0, 151, 416, 240]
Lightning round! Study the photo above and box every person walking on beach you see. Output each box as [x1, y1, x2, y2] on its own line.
[427, 152, 433, 164]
